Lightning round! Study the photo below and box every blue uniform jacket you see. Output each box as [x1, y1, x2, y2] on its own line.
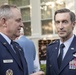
[46, 35, 76, 75]
[0, 34, 28, 75]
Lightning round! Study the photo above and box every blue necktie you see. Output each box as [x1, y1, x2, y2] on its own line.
[11, 40, 29, 75]
[57, 43, 65, 69]
[11, 40, 23, 68]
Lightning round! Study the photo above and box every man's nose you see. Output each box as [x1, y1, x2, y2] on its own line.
[21, 22, 24, 27]
[59, 22, 64, 30]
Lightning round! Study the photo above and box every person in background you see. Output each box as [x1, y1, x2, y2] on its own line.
[46, 8, 76, 75]
[16, 27, 40, 74]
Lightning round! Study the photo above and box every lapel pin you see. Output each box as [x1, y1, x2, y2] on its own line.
[19, 49, 21, 51]
[71, 48, 74, 50]
[55, 47, 57, 49]
[16, 46, 21, 51]
[3, 42, 7, 45]
[50, 65, 52, 67]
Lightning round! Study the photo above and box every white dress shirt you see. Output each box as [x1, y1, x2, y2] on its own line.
[34, 53, 40, 72]
[0, 32, 11, 44]
[60, 35, 74, 60]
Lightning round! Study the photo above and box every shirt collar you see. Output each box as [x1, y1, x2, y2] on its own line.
[0, 32, 11, 44]
[60, 35, 74, 47]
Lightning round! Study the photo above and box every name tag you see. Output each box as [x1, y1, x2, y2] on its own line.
[3, 59, 13, 63]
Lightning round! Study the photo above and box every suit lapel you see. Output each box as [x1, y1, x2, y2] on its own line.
[19, 51, 28, 75]
[59, 35, 76, 73]
[16, 44, 28, 74]
[0, 34, 23, 70]
[51, 40, 60, 73]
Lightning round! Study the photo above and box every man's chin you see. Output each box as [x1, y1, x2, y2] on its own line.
[59, 35, 66, 38]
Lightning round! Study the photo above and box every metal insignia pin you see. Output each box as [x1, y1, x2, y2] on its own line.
[19, 49, 21, 51]
[3, 42, 6, 45]
[55, 47, 57, 49]
[6, 69, 13, 75]
[50, 65, 52, 67]
[71, 48, 74, 50]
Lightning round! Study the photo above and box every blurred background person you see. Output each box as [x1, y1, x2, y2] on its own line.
[16, 27, 42, 75]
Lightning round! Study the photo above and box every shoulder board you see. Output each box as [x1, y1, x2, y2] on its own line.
[48, 39, 59, 46]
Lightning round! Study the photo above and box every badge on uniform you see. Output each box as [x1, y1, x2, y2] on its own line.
[73, 53, 76, 57]
[69, 58, 76, 69]
[6, 69, 13, 75]
[3, 59, 13, 63]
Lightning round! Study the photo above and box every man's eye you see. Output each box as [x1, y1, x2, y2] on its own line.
[15, 19, 21, 22]
[16, 20, 20, 22]
[63, 21, 68, 24]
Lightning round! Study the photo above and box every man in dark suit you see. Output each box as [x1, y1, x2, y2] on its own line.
[46, 8, 76, 75]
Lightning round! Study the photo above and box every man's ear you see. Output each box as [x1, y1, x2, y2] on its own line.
[72, 21, 76, 30]
[1, 17, 7, 27]
[73, 21, 76, 25]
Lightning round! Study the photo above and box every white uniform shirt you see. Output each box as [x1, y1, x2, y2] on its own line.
[60, 35, 74, 60]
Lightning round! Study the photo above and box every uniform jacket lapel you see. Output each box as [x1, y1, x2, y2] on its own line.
[50, 40, 60, 74]
[0, 34, 23, 70]
[17, 45, 28, 75]
[59, 35, 76, 74]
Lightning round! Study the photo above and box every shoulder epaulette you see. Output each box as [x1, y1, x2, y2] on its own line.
[48, 39, 59, 46]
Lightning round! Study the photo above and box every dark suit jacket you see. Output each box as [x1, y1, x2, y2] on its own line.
[0, 34, 28, 75]
[46, 35, 76, 75]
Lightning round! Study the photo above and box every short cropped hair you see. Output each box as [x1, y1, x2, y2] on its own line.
[0, 5, 18, 19]
[54, 8, 75, 22]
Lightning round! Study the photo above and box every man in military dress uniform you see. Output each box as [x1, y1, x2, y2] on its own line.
[46, 8, 76, 75]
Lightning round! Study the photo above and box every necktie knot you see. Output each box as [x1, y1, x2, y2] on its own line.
[11, 40, 18, 53]
[11, 40, 15, 45]
[60, 43, 65, 49]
